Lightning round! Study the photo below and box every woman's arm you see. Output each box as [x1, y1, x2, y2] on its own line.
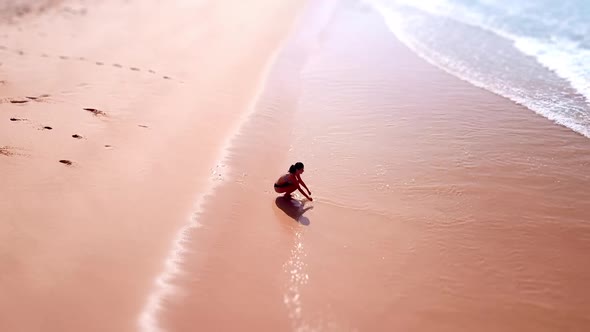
[297, 186, 313, 201]
[297, 175, 311, 194]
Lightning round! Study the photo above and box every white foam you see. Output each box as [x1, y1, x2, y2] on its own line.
[369, 0, 590, 106]
[138, 201, 205, 332]
[513, 36, 590, 105]
[137, 21, 298, 332]
[366, 0, 590, 138]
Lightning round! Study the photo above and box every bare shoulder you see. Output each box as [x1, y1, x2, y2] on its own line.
[278, 173, 292, 183]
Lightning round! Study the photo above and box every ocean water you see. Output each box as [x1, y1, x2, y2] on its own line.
[367, 0, 590, 138]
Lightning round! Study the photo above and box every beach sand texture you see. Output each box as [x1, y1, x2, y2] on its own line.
[1, 0, 589, 331]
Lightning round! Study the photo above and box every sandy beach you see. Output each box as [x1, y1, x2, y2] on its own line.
[2, 0, 590, 331]
[1, 0, 305, 331]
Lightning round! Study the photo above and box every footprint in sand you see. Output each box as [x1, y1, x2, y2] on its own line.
[42, 126, 53, 130]
[59, 159, 73, 166]
[0, 146, 26, 157]
[4, 95, 50, 104]
[10, 117, 27, 122]
[83, 108, 107, 117]
[138, 125, 149, 128]
[0, 45, 178, 84]
[0, 146, 16, 156]
[72, 134, 83, 139]
[10, 99, 29, 104]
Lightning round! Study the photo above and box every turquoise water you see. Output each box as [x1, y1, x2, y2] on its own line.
[368, 0, 590, 137]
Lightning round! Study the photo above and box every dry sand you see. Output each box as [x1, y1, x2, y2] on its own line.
[2, 0, 590, 332]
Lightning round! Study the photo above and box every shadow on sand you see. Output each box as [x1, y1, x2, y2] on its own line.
[275, 196, 313, 226]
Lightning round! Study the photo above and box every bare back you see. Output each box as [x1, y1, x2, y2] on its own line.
[276, 173, 296, 186]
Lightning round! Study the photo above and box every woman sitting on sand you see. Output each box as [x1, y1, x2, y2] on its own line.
[274, 162, 313, 201]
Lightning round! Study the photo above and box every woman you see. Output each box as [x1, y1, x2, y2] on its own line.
[274, 162, 313, 201]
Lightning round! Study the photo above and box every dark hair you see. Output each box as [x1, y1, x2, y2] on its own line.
[288, 162, 305, 174]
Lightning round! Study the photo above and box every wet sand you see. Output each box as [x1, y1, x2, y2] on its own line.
[2, 0, 590, 331]
[155, 1, 590, 332]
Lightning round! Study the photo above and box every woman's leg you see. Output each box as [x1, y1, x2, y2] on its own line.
[275, 184, 298, 196]
[283, 185, 297, 197]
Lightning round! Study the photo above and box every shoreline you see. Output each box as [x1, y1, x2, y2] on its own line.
[1, 0, 589, 331]
[136, 2, 315, 330]
[368, 0, 590, 140]
[0, 1, 307, 331]
[154, 1, 590, 331]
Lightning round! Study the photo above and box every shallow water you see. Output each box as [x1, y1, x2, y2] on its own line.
[158, 2, 590, 331]
[368, 0, 590, 138]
